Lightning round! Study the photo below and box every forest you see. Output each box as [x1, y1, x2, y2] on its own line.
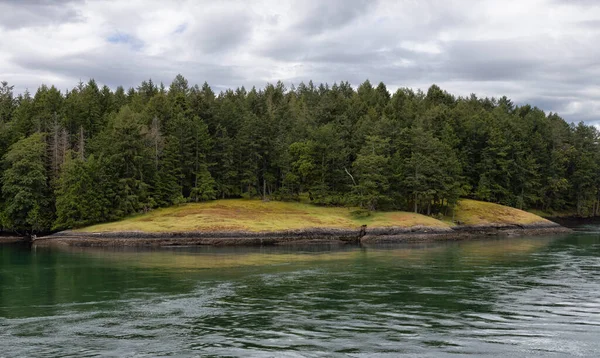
[0, 76, 598, 234]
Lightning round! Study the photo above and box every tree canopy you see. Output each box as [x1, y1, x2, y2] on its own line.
[0, 77, 597, 234]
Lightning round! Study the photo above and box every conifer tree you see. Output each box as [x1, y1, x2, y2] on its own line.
[351, 136, 390, 210]
[1, 133, 52, 234]
[0, 75, 599, 231]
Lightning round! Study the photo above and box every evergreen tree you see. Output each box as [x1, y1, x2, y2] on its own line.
[1, 133, 52, 234]
[154, 135, 183, 206]
[54, 154, 114, 229]
[351, 136, 390, 210]
[99, 106, 154, 216]
[393, 126, 462, 214]
[0, 75, 599, 232]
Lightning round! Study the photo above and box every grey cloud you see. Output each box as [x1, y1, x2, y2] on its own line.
[437, 40, 541, 82]
[552, 0, 600, 7]
[292, 0, 376, 35]
[259, 25, 418, 65]
[575, 19, 600, 28]
[189, 9, 254, 54]
[261, 36, 543, 85]
[518, 91, 599, 123]
[442, 59, 537, 82]
[14, 46, 247, 92]
[258, 1, 470, 65]
[263, 27, 600, 123]
[1, 0, 599, 125]
[259, 36, 395, 64]
[519, 96, 573, 114]
[0, 0, 81, 29]
[281, 61, 428, 89]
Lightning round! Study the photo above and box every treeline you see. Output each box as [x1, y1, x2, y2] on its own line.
[0, 76, 598, 234]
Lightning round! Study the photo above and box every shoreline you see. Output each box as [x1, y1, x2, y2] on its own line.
[0, 236, 28, 244]
[34, 222, 571, 247]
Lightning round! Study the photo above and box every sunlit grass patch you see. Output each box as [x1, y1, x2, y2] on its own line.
[76, 198, 549, 233]
[77, 199, 451, 233]
[452, 199, 549, 226]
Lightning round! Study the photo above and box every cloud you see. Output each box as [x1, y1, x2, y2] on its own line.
[14, 44, 247, 92]
[0, 0, 82, 29]
[552, 0, 600, 7]
[291, 0, 377, 35]
[0, 0, 598, 124]
[186, 7, 254, 54]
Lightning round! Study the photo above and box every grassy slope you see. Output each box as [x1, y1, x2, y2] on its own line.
[452, 199, 550, 226]
[77, 198, 550, 233]
[78, 199, 449, 233]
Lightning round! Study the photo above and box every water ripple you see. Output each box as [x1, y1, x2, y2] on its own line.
[1, 234, 600, 356]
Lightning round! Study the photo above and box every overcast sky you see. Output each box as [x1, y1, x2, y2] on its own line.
[1, 0, 599, 124]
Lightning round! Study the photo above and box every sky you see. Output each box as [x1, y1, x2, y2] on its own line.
[1, 0, 599, 124]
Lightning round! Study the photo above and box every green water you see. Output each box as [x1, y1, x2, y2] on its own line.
[1, 230, 600, 357]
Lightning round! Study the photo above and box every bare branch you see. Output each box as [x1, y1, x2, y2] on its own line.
[344, 167, 357, 186]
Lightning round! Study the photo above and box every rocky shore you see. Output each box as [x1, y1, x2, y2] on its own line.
[0, 236, 27, 244]
[34, 222, 571, 247]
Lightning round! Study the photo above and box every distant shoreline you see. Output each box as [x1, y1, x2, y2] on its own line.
[34, 222, 570, 247]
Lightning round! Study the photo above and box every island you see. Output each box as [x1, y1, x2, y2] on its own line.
[35, 199, 569, 247]
[0, 78, 593, 244]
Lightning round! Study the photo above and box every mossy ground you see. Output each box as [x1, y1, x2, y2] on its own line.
[77, 198, 549, 233]
[451, 199, 550, 226]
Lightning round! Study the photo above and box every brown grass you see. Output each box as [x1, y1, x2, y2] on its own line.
[76, 198, 549, 234]
[77, 199, 450, 233]
[452, 199, 550, 226]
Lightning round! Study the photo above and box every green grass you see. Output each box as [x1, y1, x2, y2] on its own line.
[451, 199, 550, 226]
[76, 198, 550, 233]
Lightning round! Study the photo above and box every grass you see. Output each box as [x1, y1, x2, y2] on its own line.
[77, 198, 550, 233]
[77, 199, 450, 233]
[451, 199, 550, 226]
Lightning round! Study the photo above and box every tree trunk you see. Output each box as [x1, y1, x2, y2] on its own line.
[414, 193, 418, 213]
[78, 126, 85, 161]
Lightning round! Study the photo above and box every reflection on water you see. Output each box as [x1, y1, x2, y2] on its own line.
[1, 232, 599, 357]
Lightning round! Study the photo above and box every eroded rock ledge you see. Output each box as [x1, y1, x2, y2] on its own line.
[34, 222, 571, 247]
